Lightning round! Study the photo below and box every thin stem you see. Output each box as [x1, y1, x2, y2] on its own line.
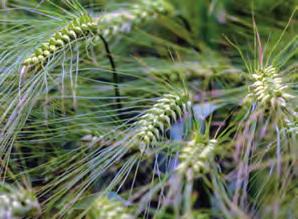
[99, 35, 122, 114]
[183, 168, 194, 218]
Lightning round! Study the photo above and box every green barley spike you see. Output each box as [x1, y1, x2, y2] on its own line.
[247, 65, 294, 108]
[178, 138, 217, 175]
[87, 196, 133, 219]
[133, 92, 191, 152]
[22, 14, 97, 68]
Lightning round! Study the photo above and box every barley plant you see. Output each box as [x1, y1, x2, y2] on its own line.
[0, 0, 297, 218]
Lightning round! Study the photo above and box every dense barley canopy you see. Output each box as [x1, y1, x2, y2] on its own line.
[0, 0, 297, 218]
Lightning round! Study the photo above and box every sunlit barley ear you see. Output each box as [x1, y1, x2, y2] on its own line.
[245, 65, 294, 109]
[0, 184, 40, 219]
[131, 92, 192, 152]
[177, 138, 218, 175]
[87, 196, 133, 219]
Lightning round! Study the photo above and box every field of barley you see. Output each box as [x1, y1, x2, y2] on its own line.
[0, 0, 297, 218]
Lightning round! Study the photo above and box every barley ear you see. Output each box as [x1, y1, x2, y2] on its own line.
[247, 65, 293, 108]
[133, 92, 191, 152]
[88, 196, 133, 219]
[177, 138, 218, 175]
[22, 14, 97, 74]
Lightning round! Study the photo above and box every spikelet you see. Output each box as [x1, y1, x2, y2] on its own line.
[177, 138, 217, 174]
[81, 134, 117, 148]
[133, 92, 191, 152]
[81, 134, 104, 145]
[87, 196, 132, 219]
[0, 185, 40, 219]
[285, 117, 298, 135]
[246, 65, 294, 108]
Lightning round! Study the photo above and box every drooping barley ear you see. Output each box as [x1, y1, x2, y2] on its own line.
[88, 196, 133, 219]
[0, 185, 40, 218]
[245, 65, 294, 108]
[132, 92, 192, 152]
[177, 138, 217, 175]
[22, 14, 97, 75]
[21, 0, 175, 76]
[147, 62, 235, 82]
[146, 62, 197, 82]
